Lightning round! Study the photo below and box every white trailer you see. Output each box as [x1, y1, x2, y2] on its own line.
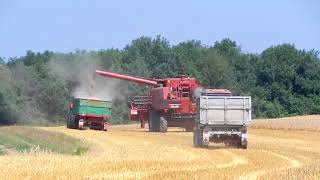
[193, 89, 252, 149]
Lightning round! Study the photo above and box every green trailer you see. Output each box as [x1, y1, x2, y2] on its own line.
[67, 97, 112, 131]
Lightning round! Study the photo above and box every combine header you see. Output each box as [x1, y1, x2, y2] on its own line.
[95, 70, 200, 132]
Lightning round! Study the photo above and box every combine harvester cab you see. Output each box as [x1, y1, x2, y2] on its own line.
[67, 97, 112, 131]
[193, 89, 251, 149]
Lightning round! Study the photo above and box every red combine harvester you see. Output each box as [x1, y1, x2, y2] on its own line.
[95, 70, 202, 132]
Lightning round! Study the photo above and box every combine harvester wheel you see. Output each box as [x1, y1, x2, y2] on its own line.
[149, 110, 159, 132]
[159, 117, 168, 133]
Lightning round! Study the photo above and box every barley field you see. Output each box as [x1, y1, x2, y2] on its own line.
[0, 118, 320, 179]
[251, 115, 320, 131]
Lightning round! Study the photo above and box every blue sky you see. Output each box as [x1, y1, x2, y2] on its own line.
[0, 0, 319, 58]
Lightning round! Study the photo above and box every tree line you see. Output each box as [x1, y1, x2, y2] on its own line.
[0, 36, 319, 125]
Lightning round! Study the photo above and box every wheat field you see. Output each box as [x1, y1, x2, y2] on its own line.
[251, 115, 320, 131]
[0, 118, 320, 179]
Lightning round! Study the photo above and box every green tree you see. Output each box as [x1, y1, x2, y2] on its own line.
[1, 36, 320, 125]
[173, 40, 205, 78]
[198, 49, 237, 90]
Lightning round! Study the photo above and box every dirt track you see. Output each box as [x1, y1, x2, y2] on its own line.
[0, 124, 319, 179]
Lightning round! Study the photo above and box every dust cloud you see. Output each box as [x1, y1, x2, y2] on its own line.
[49, 57, 119, 101]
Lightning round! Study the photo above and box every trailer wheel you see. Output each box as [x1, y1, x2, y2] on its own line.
[193, 128, 204, 148]
[67, 115, 72, 128]
[159, 117, 167, 133]
[235, 136, 247, 149]
[78, 119, 84, 130]
[67, 117, 71, 128]
[241, 144, 248, 149]
[67, 115, 76, 129]
[103, 122, 109, 131]
[73, 118, 79, 130]
[239, 136, 248, 149]
[238, 141, 248, 149]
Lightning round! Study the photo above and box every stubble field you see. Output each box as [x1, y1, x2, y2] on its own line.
[0, 116, 319, 179]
